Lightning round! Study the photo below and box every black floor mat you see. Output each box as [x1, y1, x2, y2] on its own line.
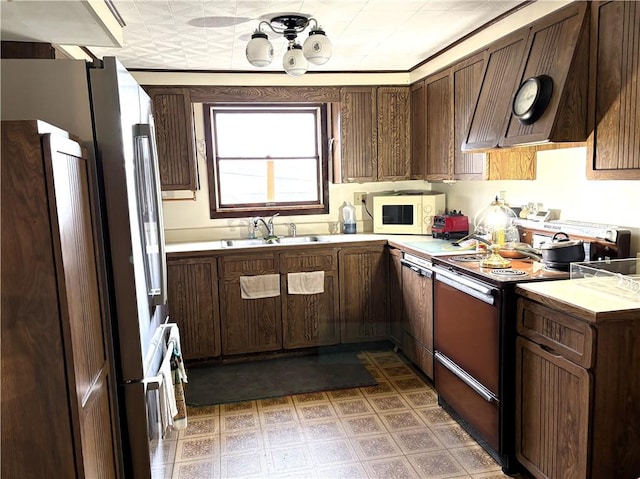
[185, 351, 378, 406]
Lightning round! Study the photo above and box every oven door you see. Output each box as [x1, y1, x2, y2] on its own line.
[433, 266, 501, 452]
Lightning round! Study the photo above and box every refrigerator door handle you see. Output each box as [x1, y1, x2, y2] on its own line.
[133, 122, 167, 307]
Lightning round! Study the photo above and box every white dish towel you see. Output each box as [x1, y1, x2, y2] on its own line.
[240, 274, 281, 299]
[287, 271, 325, 295]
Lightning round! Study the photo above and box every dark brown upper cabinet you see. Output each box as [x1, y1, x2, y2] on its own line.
[500, 1, 590, 148]
[146, 87, 198, 191]
[463, 2, 590, 151]
[338, 86, 410, 183]
[413, 52, 486, 181]
[377, 86, 411, 181]
[409, 80, 426, 179]
[587, 1, 640, 180]
[339, 86, 378, 183]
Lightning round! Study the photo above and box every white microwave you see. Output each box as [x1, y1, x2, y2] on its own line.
[373, 193, 446, 235]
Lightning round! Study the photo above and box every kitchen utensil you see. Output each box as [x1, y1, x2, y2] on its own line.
[514, 232, 585, 267]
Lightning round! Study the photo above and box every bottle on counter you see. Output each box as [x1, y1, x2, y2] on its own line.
[342, 202, 357, 234]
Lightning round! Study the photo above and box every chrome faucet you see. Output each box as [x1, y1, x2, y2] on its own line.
[253, 213, 280, 238]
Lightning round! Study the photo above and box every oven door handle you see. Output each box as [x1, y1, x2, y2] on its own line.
[435, 352, 498, 403]
[433, 267, 495, 305]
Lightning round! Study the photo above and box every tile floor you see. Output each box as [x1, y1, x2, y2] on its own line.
[151, 349, 517, 479]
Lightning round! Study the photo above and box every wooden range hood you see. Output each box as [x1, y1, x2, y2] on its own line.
[462, 2, 590, 152]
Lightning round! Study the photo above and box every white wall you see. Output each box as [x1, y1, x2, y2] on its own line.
[439, 147, 640, 255]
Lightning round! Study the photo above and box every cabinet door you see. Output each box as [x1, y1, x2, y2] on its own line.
[148, 87, 198, 190]
[339, 87, 377, 182]
[47, 133, 120, 478]
[281, 270, 339, 348]
[167, 256, 221, 360]
[401, 264, 434, 378]
[387, 248, 403, 346]
[587, 1, 640, 179]
[462, 28, 529, 151]
[452, 53, 486, 179]
[516, 337, 590, 479]
[220, 279, 281, 355]
[339, 246, 389, 342]
[425, 69, 453, 180]
[410, 80, 426, 179]
[377, 86, 410, 181]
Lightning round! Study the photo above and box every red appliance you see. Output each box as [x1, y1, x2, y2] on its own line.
[431, 212, 469, 239]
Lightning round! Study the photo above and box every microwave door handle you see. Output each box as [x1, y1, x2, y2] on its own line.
[133, 122, 167, 307]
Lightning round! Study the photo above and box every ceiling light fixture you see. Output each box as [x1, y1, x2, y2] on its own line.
[245, 14, 331, 77]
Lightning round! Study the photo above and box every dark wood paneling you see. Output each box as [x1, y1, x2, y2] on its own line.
[425, 70, 453, 179]
[410, 80, 427, 179]
[188, 85, 340, 103]
[220, 280, 282, 355]
[339, 87, 377, 182]
[401, 264, 434, 379]
[279, 249, 337, 273]
[1, 120, 118, 478]
[587, 0, 640, 179]
[338, 246, 388, 342]
[463, 29, 529, 150]
[377, 86, 410, 181]
[281, 272, 340, 349]
[147, 87, 198, 190]
[501, 2, 589, 147]
[387, 248, 404, 346]
[1, 40, 55, 58]
[516, 337, 590, 479]
[167, 257, 221, 360]
[453, 53, 486, 179]
[218, 253, 277, 278]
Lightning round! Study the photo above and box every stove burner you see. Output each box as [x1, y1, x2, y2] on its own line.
[489, 269, 529, 277]
[451, 254, 487, 262]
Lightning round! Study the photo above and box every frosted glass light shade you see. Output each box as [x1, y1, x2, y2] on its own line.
[246, 31, 273, 67]
[283, 44, 308, 77]
[303, 29, 332, 65]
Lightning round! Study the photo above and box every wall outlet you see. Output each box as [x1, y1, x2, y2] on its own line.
[354, 192, 366, 204]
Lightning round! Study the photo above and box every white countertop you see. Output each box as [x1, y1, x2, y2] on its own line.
[165, 233, 474, 256]
[516, 279, 640, 322]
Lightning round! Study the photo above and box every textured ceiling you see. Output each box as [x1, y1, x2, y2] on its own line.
[86, 0, 523, 73]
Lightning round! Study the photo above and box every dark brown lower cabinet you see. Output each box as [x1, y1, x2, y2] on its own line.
[281, 249, 340, 349]
[401, 260, 434, 379]
[515, 296, 640, 479]
[1, 120, 119, 478]
[339, 245, 389, 342]
[387, 248, 404, 346]
[167, 256, 221, 360]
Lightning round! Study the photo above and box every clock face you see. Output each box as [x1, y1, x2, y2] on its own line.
[512, 75, 553, 125]
[513, 78, 539, 116]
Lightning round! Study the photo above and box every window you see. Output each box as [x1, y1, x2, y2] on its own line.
[204, 103, 329, 218]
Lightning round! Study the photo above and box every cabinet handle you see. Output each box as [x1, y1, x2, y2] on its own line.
[539, 344, 563, 358]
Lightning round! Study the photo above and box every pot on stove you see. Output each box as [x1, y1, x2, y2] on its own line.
[515, 232, 585, 268]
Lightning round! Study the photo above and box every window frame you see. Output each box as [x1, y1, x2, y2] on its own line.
[204, 102, 330, 219]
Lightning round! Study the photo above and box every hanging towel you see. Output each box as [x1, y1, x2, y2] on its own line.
[168, 324, 188, 430]
[240, 274, 281, 299]
[287, 271, 325, 294]
[158, 344, 176, 435]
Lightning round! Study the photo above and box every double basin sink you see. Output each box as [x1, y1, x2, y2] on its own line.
[221, 235, 328, 248]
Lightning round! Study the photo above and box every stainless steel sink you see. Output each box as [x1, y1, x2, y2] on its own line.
[221, 236, 327, 247]
[277, 235, 326, 244]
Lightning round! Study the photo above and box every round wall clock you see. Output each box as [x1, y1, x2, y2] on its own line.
[512, 75, 553, 125]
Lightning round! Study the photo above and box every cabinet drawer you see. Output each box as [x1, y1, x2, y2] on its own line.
[218, 253, 277, 278]
[517, 298, 594, 368]
[279, 248, 338, 273]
